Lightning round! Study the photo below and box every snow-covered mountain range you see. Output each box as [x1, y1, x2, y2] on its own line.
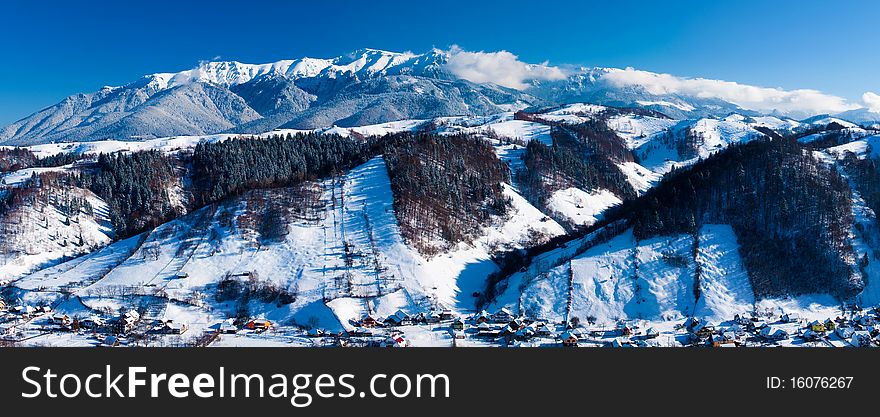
[3, 48, 878, 146]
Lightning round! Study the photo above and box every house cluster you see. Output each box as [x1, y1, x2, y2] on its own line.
[2, 304, 51, 319]
[356, 309, 456, 330]
[799, 308, 880, 347]
[467, 309, 556, 344]
[157, 319, 189, 335]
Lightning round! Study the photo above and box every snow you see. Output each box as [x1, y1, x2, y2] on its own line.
[635, 118, 759, 173]
[0, 187, 113, 282]
[484, 119, 552, 145]
[606, 114, 678, 149]
[321, 119, 426, 138]
[547, 103, 607, 115]
[545, 187, 621, 227]
[693, 225, 755, 321]
[13, 233, 143, 292]
[3, 118, 427, 160]
[804, 116, 859, 129]
[616, 161, 662, 194]
[1, 166, 73, 187]
[417, 184, 565, 312]
[149, 49, 423, 90]
[505, 225, 752, 325]
[8, 154, 566, 344]
[823, 135, 880, 160]
[749, 115, 801, 132]
[636, 100, 695, 112]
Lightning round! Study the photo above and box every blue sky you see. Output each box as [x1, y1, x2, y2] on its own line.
[1, 0, 878, 124]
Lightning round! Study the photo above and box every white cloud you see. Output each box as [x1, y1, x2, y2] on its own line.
[862, 92, 880, 112]
[444, 46, 567, 90]
[600, 68, 860, 116]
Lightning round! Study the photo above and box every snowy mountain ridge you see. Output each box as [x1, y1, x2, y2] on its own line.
[4, 47, 879, 146]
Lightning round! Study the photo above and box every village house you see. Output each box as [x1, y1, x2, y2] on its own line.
[850, 331, 873, 347]
[691, 322, 715, 339]
[508, 318, 527, 331]
[854, 315, 876, 328]
[836, 326, 855, 340]
[823, 318, 836, 331]
[360, 314, 380, 328]
[493, 308, 514, 323]
[473, 310, 491, 324]
[710, 331, 737, 347]
[802, 329, 821, 341]
[515, 326, 535, 340]
[683, 316, 701, 331]
[451, 317, 465, 331]
[450, 329, 465, 340]
[347, 327, 375, 337]
[781, 313, 800, 323]
[412, 312, 427, 324]
[13, 305, 36, 317]
[644, 327, 660, 339]
[808, 320, 826, 333]
[119, 310, 140, 332]
[733, 314, 750, 326]
[560, 330, 578, 347]
[245, 318, 271, 331]
[50, 313, 71, 327]
[361, 314, 379, 328]
[80, 316, 105, 330]
[748, 320, 767, 332]
[426, 312, 441, 324]
[760, 326, 789, 341]
[439, 310, 454, 321]
[382, 334, 407, 348]
[609, 338, 633, 348]
[160, 320, 188, 334]
[477, 326, 501, 339]
[535, 322, 553, 337]
[102, 335, 121, 347]
[383, 310, 411, 326]
[219, 323, 238, 334]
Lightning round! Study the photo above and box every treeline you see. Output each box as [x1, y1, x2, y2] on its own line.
[614, 137, 858, 297]
[383, 132, 511, 256]
[72, 133, 377, 238]
[191, 133, 377, 205]
[77, 151, 180, 238]
[0, 148, 81, 173]
[517, 126, 637, 222]
[842, 152, 880, 222]
[0, 148, 36, 172]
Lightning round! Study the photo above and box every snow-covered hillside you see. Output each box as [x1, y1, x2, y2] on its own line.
[635, 117, 760, 173]
[10, 154, 564, 335]
[491, 224, 850, 327]
[0, 185, 113, 281]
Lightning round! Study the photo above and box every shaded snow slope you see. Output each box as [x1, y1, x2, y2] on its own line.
[495, 225, 756, 324]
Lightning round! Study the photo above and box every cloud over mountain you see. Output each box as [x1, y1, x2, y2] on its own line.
[444, 45, 567, 90]
[600, 67, 860, 116]
[862, 92, 880, 112]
